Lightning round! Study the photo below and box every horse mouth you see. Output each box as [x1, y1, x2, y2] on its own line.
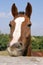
[7, 47, 24, 56]
[7, 43, 24, 56]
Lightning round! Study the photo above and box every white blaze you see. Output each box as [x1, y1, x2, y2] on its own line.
[10, 17, 25, 46]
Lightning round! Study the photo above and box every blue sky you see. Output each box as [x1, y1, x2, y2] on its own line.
[0, 0, 43, 36]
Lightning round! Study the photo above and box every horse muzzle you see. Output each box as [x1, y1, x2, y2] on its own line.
[7, 42, 24, 56]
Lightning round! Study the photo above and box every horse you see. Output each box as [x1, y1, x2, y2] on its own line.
[7, 2, 32, 56]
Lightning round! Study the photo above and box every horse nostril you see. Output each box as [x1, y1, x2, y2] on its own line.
[17, 42, 23, 48]
[20, 42, 23, 46]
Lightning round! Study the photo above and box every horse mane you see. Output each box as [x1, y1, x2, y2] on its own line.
[18, 12, 25, 14]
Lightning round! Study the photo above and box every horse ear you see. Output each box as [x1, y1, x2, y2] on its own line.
[11, 3, 18, 17]
[25, 2, 32, 18]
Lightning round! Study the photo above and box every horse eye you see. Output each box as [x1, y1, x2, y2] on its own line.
[27, 24, 31, 27]
[9, 24, 12, 27]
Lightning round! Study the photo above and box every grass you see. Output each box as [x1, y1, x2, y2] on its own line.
[0, 50, 9, 56]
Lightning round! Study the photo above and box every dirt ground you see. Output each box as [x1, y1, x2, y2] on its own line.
[0, 56, 43, 65]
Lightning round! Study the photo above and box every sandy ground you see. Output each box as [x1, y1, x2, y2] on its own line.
[0, 56, 43, 65]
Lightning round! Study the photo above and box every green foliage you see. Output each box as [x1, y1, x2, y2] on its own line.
[0, 34, 9, 51]
[31, 36, 43, 51]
